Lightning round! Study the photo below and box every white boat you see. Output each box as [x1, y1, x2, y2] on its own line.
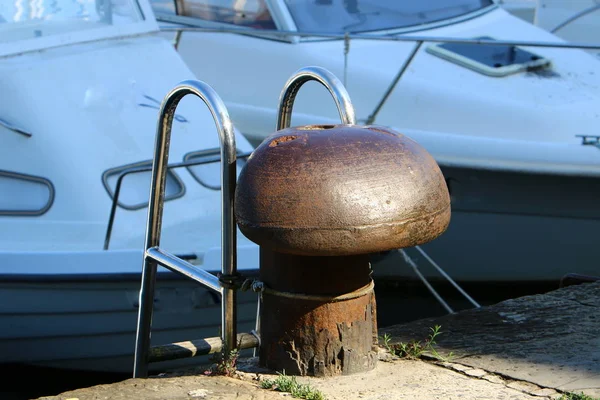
[500, 0, 600, 57]
[497, 0, 538, 22]
[0, 0, 260, 373]
[151, 0, 600, 283]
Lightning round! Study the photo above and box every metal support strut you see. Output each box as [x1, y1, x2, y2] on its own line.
[133, 80, 238, 378]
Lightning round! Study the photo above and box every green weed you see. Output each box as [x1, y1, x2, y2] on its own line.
[204, 348, 239, 377]
[260, 371, 326, 400]
[381, 325, 454, 362]
[558, 392, 600, 400]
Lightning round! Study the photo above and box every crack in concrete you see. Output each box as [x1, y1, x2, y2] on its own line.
[428, 358, 562, 399]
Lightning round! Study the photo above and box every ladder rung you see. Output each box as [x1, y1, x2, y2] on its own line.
[149, 332, 259, 363]
[146, 247, 222, 294]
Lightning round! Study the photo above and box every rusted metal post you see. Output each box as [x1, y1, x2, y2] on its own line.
[235, 67, 451, 376]
[258, 251, 378, 376]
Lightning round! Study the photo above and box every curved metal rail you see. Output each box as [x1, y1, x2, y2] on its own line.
[133, 80, 238, 378]
[551, 4, 600, 34]
[276, 66, 356, 130]
[159, 24, 600, 50]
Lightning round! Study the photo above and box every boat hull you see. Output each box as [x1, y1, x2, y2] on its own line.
[372, 166, 600, 282]
[0, 274, 259, 374]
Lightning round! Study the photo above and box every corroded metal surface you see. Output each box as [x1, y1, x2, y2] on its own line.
[236, 122, 451, 376]
[235, 124, 451, 256]
[259, 250, 378, 376]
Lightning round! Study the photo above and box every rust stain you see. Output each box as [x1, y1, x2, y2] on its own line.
[269, 135, 299, 147]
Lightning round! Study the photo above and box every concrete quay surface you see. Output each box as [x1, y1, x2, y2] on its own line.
[38, 281, 600, 400]
[380, 280, 600, 398]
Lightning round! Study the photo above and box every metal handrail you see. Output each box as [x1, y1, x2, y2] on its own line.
[133, 80, 239, 378]
[163, 25, 600, 127]
[103, 151, 251, 250]
[550, 4, 600, 34]
[277, 66, 356, 130]
[576, 134, 600, 149]
[160, 24, 600, 50]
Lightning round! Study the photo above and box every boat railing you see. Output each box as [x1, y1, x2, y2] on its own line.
[157, 17, 600, 126]
[102, 149, 252, 251]
[548, 4, 600, 34]
[157, 17, 600, 50]
[576, 135, 600, 150]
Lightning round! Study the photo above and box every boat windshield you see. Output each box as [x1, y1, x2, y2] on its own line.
[0, 0, 144, 44]
[284, 0, 494, 33]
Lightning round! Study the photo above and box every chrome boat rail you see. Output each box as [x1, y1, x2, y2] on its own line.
[550, 4, 600, 34]
[157, 23, 600, 51]
[133, 80, 240, 378]
[159, 24, 600, 127]
[277, 66, 356, 129]
[576, 135, 600, 150]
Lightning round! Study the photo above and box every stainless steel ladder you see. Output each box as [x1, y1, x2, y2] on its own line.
[132, 67, 356, 378]
[132, 80, 247, 378]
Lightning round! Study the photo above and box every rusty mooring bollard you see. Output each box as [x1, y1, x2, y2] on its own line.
[235, 67, 451, 376]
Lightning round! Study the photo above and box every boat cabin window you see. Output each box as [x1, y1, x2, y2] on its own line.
[0, 171, 54, 216]
[153, 0, 276, 29]
[284, 0, 494, 33]
[102, 161, 185, 210]
[0, 0, 144, 44]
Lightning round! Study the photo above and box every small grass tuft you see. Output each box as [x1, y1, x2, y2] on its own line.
[381, 325, 454, 362]
[204, 348, 239, 377]
[260, 371, 326, 400]
[558, 392, 600, 400]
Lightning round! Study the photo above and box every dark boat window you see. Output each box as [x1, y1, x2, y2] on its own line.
[155, 0, 277, 29]
[426, 36, 551, 77]
[285, 0, 494, 33]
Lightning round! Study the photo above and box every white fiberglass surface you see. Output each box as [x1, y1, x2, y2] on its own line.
[284, 0, 494, 33]
[0, 0, 143, 43]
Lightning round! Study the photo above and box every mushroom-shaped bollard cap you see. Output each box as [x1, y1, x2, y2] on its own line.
[235, 124, 451, 256]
